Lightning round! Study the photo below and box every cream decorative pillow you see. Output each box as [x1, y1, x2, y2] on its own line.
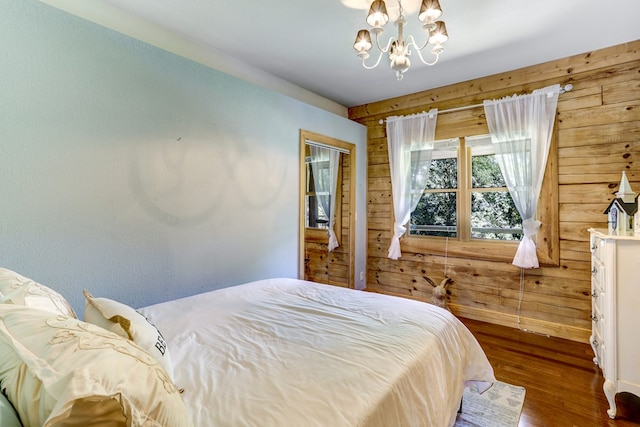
[0, 304, 193, 427]
[0, 268, 77, 318]
[83, 290, 175, 382]
[0, 391, 22, 427]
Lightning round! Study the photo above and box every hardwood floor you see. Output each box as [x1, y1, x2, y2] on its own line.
[460, 317, 640, 427]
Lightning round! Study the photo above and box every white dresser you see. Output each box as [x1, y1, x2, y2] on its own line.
[589, 228, 640, 419]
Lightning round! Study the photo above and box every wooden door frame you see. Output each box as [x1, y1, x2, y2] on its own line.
[299, 129, 356, 288]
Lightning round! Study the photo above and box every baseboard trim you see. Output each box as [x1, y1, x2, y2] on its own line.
[362, 288, 590, 343]
[449, 304, 590, 343]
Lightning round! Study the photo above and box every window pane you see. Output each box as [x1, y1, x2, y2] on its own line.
[311, 161, 331, 188]
[306, 195, 329, 229]
[472, 154, 506, 188]
[471, 191, 522, 240]
[410, 192, 457, 237]
[425, 158, 457, 190]
[306, 160, 330, 229]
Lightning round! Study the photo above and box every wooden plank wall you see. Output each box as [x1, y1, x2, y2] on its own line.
[348, 40, 640, 342]
[304, 154, 351, 287]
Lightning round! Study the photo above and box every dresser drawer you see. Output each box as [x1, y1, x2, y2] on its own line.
[592, 284, 605, 323]
[590, 234, 604, 262]
[592, 302, 604, 335]
[591, 258, 606, 293]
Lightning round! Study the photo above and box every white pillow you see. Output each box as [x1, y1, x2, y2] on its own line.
[0, 268, 76, 318]
[0, 391, 21, 427]
[83, 290, 175, 382]
[0, 304, 192, 427]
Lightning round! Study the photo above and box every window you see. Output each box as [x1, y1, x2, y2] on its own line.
[305, 157, 331, 229]
[467, 135, 522, 240]
[410, 138, 458, 238]
[410, 135, 522, 242]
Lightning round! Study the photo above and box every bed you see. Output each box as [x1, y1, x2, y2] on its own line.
[139, 278, 495, 427]
[0, 270, 495, 427]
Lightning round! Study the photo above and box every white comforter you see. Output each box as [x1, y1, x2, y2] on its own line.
[139, 278, 495, 427]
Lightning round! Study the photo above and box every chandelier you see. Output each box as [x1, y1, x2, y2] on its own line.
[353, 0, 448, 81]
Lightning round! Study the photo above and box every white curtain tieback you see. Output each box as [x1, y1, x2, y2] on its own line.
[394, 223, 407, 237]
[512, 217, 542, 269]
[522, 218, 541, 238]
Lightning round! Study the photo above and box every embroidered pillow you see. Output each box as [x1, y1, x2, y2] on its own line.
[83, 290, 175, 382]
[0, 304, 192, 427]
[0, 268, 76, 318]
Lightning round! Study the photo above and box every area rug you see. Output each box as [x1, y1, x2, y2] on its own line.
[454, 381, 526, 427]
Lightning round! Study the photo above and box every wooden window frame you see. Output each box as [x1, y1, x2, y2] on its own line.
[401, 133, 559, 266]
[299, 129, 357, 287]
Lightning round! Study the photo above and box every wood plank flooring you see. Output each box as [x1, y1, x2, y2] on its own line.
[460, 317, 640, 427]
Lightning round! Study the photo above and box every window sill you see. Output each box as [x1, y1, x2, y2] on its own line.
[401, 236, 557, 266]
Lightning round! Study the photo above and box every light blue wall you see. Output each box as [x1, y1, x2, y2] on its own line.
[0, 0, 367, 315]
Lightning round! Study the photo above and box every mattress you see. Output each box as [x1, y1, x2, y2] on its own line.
[139, 278, 495, 427]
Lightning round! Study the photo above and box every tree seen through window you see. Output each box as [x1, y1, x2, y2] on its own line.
[410, 136, 522, 240]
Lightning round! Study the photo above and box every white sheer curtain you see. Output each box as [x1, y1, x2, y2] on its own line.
[483, 84, 560, 268]
[386, 109, 438, 260]
[309, 145, 341, 251]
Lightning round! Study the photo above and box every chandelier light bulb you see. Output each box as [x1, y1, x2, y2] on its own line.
[354, 29, 373, 53]
[366, 0, 389, 29]
[428, 21, 448, 45]
[418, 0, 443, 23]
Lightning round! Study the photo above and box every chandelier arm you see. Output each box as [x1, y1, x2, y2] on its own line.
[361, 50, 387, 70]
[406, 35, 440, 66]
[406, 34, 431, 52]
[373, 32, 395, 54]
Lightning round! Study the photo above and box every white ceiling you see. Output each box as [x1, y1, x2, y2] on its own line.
[46, 0, 640, 109]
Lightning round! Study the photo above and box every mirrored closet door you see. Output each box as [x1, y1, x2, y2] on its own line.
[299, 130, 356, 288]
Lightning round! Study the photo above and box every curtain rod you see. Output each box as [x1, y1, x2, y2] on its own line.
[378, 84, 573, 124]
[305, 139, 351, 154]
